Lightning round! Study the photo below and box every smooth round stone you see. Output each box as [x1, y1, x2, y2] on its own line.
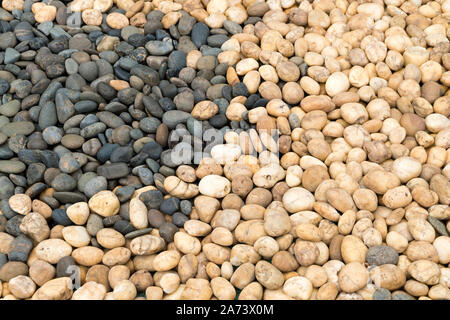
[115, 186, 135, 203]
[6, 215, 23, 236]
[0, 199, 16, 218]
[172, 212, 188, 227]
[97, 143, 119, 162]
[145, 40, 173, 56]
[191, 23, 209, 48]
[48, 38, 69, 53]
[232, 82, 249, 97]
[13, 81, 33, 99]
[14, 22, 34, 41]
[37, 21, 53, 35]
[140, 141, 162, 160]
[74, 100, 98, 113]
[59, 153, 81, 174]
[0, 160, 26, 173]
[61, 134, 84, 149]
[80, 122, 106, 139]
[87, 214, 103, 236]
[129, 129, 143, 140]
[65, 58, 79, 74]
[84, 176, 107, 198]
[178, 14, 195, 35]
[42, 126, 63, 145]
[97, 82, 117, 101]
[26, 163, 45, 185]
[167, 50, 186, 73]
[136, 167, 153, 186]
[207, 34, 228, 47]
[56, 256, 77, 278]
[77, 172, 97, 192]
[0, 80, 10, 95]
[1, 121, 35, 137]
[0, 145, 13, 159]
[11, 173, 27, 187]
[110, 146, 133, 163]
[162, 110, 192, 129]
[114, 220, 136, 235]
[223, 20, 242, 34]
[180, 200, 192, 216]
[373, 288, 392, 300]
[210, 75, 226, 85]
[38, 150, 59, 168]
[8, 235, 33, 262]
[0, 32, 17, 50]
[39, 101, 58, 129]
[99, 51, 119, 64]
[3, 48, 20, 64]
[103, 215, 122, 228]
[159, 165, 175, 176]
[51, 173, 77, 191]
[97, 162, 129, 179]
[69, 37, 91, 51]
[145, 158, 160, 173]
[96, 112, 124, 128]
[18, 150, 40, 165]
[160, 197, 179, 216]
[27, 183, 48, 200]
[366, 245, 399, 266]
[121, 26, 140, 42]
[209, 114, 228, 128]
[201, 47, 221, 57]
[139, 117, 161, 133]
[118, 57, 138, 71]
[127, 33, 147, 47]
[52, 208, 72, 226]
[139, 190, 163, 209]
[158, 222, 178, 243]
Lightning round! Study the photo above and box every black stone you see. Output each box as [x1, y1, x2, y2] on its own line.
[8, 235, 33, 262]
[56, 256, 77, 278]
[5, 215, 23, 237]
[160, 197, 180, 215]
[52, 208, 73, 226]
[139, 190, 163, 209]
[191, 23, 209, 48]
[366, 245, 399, 266]
[158, 222, 178, 243]
[114, 220, 136, 235]
[172, 212, 188, 227]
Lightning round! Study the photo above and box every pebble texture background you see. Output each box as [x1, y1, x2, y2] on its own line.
[0, 0, 449, 300]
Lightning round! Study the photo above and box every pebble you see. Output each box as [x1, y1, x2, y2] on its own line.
[191, 23, 209, 48]
[8, 235, 33, 262]
[366, 245, 399, 266]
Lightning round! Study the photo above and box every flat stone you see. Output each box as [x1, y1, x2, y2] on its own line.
[0, 160, 26, 173]
[4, 47, 20, 64]
[191, 23, 209, 48]
[162, 110, 192, 129]
[1, 121, 35, 136]
[97, 162, 129, 179]
[130, 65, 160, 86]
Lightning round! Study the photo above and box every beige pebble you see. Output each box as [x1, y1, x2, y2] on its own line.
[88, 191, 120, 217]
[9, 194, 31, 215]
[106, 12, 129, 29]
[66, 202, 90, 225]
